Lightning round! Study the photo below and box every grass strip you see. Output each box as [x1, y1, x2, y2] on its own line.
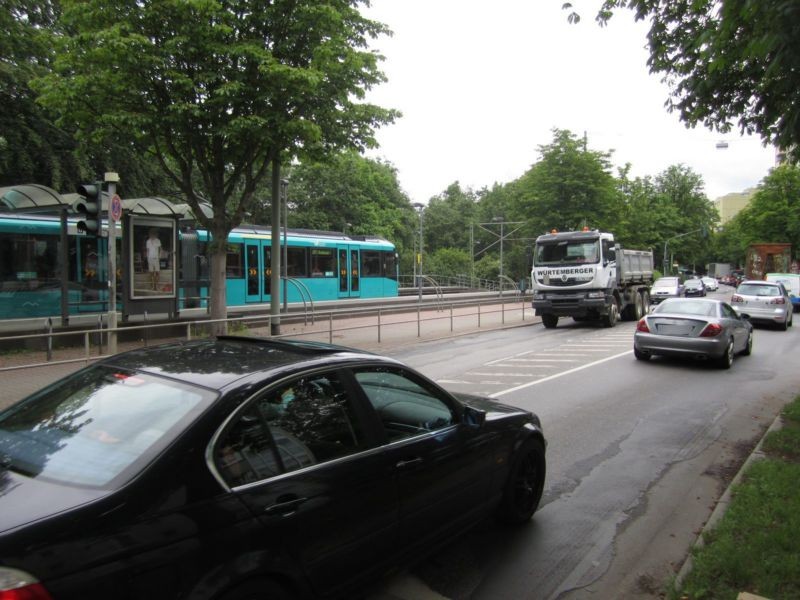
[673, 397, 800, 600]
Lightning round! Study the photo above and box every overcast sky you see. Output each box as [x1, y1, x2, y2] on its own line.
[362, 0, 777, 205]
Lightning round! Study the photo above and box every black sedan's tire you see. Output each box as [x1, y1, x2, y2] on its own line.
[717, 338, 734, 369]
[497, 438, 546, 525]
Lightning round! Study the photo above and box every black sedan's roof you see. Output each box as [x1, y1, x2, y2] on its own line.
[100, 336, 378, 391]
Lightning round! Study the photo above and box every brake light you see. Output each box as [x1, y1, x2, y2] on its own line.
[770, 297, 786, 304]
[700, 323, 723, 337]
[636, 318, 650, 333]
[0, 568, 53, 600]
[731, 294, 743, 303]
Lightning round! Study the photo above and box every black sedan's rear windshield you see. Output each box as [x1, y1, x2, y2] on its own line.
[0, 366, 216, 488]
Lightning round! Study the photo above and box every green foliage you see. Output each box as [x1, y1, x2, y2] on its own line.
[510, 129, 622, 236]
[735, 165, 800, 250]
[424, 248, 471, 279]
[286, 150, 413, 247]
[423, 183, 479, 254]
[675, 396, 800, 600]
[593, 0, 800, 162]
[32, 0, 397, 320]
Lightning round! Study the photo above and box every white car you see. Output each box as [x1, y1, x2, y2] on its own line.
[702, 276, 719, 291]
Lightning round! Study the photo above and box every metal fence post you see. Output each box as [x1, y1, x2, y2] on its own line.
[186, 323, 192, 341]
[329, 313, 333, 344]
[45, 317, 53, 362]
[417, 305, 421, 337]
[84, 332, 90, 365]
[143, 311, 149, 347]
[450, 304, 453, 332]
[97, 314, 104, 355]
[478, 303, 481, 328]
[502, 295, 505, 325]
[378, 309, 382, 344]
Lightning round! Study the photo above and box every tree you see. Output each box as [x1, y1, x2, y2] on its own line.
[0, 0, 84, 189]
[566, 1, 800, 159]
[422, 182, 479, 254]
[285, 151, 414, 251]
[35, 0, 397, 329]
[736, 164, 800, 251]
[510, 129, 622, 235]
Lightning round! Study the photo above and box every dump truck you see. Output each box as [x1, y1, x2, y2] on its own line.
[531, 229, 655, 328]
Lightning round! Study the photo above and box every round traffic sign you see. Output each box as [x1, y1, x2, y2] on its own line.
[110, 194, 122, 221]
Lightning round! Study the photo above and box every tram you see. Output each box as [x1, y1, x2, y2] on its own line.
[0, 213, 398, 321]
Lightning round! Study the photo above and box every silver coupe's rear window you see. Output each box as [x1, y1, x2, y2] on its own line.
[0, 366, 215, 488]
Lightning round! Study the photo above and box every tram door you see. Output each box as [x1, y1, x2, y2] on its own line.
[245, 240, 262, 302]
[337, 245, 360, 298]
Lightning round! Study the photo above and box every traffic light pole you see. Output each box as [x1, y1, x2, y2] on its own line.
[106, 173, 119, 354]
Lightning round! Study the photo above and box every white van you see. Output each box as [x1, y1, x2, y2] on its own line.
[765, 273, 800, 312]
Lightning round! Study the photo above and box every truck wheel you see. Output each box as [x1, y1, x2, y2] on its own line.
[622, 290, 644, 321]
[640, 291, 651, 315]
[541, 314, 558, 329]
[602, 297, 618, 328]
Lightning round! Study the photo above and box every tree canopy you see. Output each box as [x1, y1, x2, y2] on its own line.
[33, 0, 398, 323]
[565, 1, 800, 160]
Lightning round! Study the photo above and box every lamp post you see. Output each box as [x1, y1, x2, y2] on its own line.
[412, 203, 424, 302]
[280, 178, 289, 312]
[662, 227, 705, 275]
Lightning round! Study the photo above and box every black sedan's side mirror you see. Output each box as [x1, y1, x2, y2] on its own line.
[463, 405, 486, 428]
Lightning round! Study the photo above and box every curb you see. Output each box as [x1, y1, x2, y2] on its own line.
[674, 413, 785, 587]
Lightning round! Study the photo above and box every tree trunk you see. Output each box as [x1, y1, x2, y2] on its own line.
[210, 245, 228, 336]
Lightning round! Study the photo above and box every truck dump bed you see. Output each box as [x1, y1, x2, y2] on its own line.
[618, 248, 654, 284]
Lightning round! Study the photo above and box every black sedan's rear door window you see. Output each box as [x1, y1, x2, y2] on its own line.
[214, 371, 367, 487]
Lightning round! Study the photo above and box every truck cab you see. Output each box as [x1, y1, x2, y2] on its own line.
[531, 229, 653, 328]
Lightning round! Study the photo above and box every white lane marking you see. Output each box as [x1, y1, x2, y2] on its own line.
[495, 358, 580, 363]
[491, 350, 633, 398]
[471, 371, 550, 377]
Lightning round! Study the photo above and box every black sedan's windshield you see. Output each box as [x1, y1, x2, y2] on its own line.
[0, 366, 215, 488]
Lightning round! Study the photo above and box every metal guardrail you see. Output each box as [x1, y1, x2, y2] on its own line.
[0, 295, 534, 374]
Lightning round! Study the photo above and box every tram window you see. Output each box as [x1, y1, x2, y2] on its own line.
[310, 248, 335, 277]
[226, 243, 244, 278]
[286, 247, 307, 277]
[383, 251, 398, 280]
[0, 232, 60, 291]
[361, 251, 381, 277]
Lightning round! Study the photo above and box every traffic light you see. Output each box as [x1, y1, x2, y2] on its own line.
[73, 182, 102, 236]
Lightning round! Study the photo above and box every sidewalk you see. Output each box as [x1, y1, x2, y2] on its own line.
[1, 300, 536, 410]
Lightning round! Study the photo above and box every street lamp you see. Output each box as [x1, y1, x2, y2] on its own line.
[412, 203, 424, 302]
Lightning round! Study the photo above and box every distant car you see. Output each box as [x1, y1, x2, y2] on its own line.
[683, 278, 706, 297]
[701, 277, 719, 292]
[650, 277, 684, 304]
[0, 337, 546, 600]
[634, 298, 753, 368]
[765, 273, 800, 312]
[732, 280, 794, 330]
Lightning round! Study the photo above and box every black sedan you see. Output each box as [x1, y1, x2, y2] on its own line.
[0, 337, 546, 600]
[683, 278, 707, 297]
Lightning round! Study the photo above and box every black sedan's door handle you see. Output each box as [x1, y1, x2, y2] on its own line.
[395, 457, 423, 469]
[264, 496, 308, 516]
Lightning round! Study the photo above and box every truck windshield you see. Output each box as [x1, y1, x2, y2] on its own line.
[535, 240, 600, 266]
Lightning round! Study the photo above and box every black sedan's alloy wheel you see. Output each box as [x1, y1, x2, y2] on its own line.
[497, 438, 546, 525]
